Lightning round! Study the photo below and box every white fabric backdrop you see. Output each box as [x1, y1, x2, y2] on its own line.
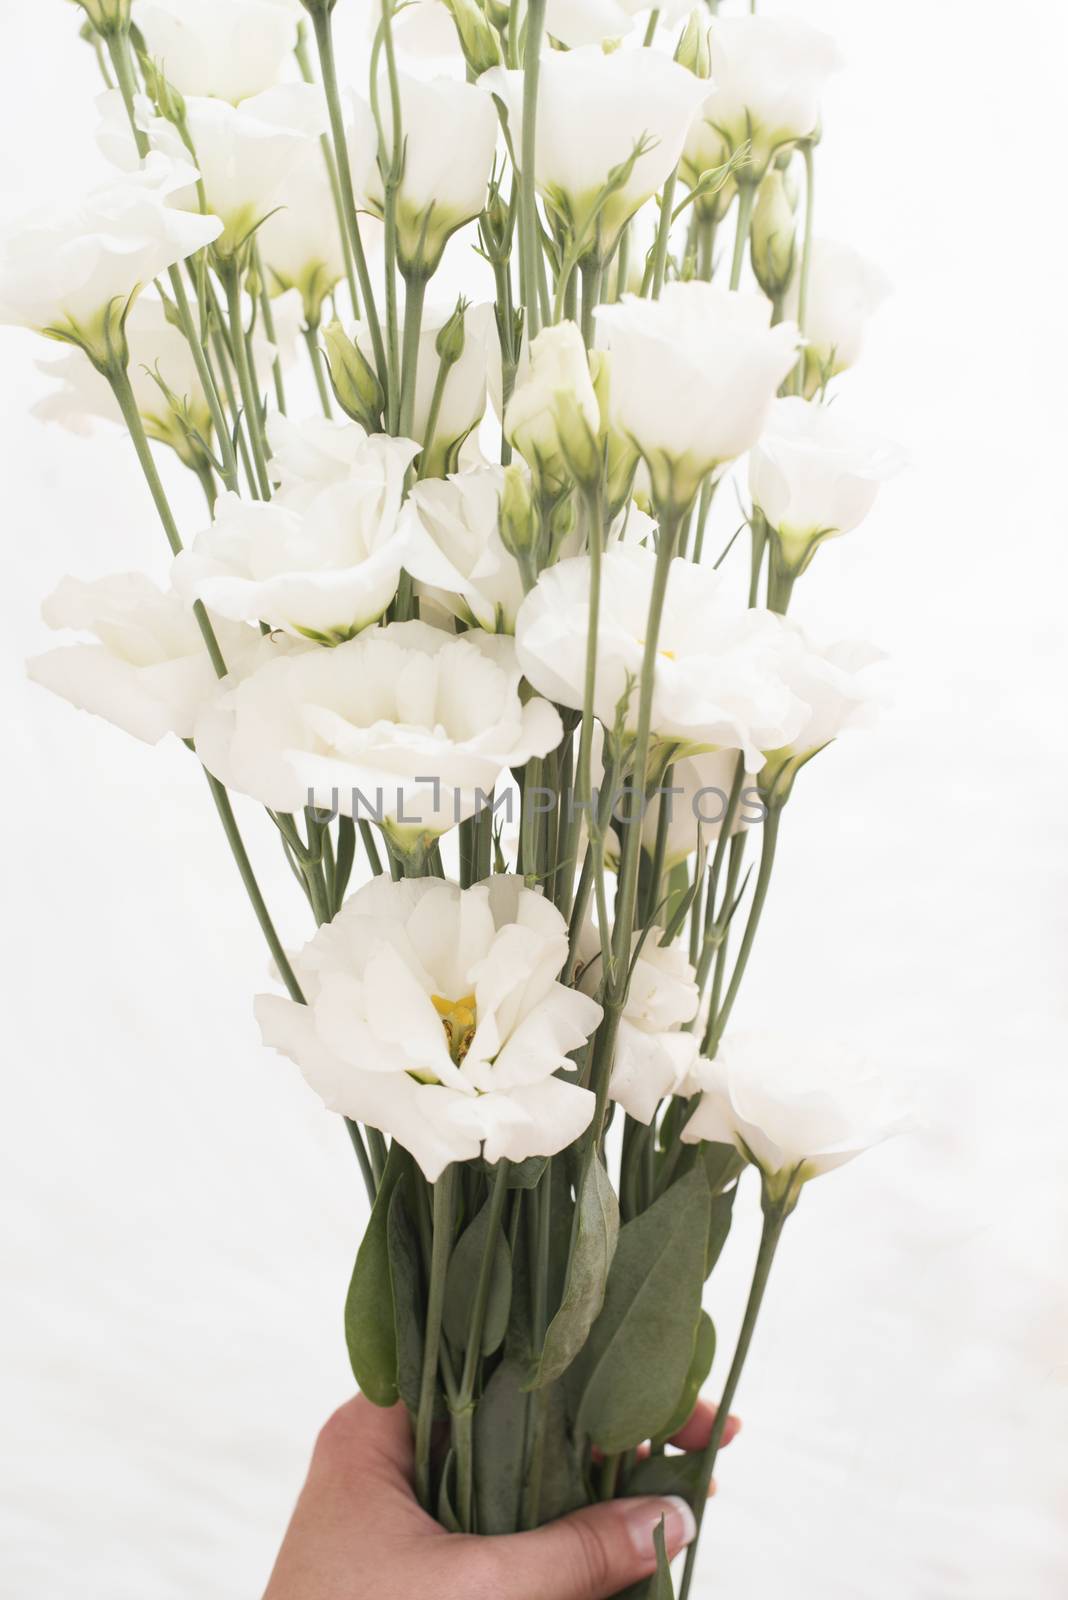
[1, 1, 1066, 1596]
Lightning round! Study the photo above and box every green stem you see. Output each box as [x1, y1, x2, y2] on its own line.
[642, 9, 661, 45]
[294, 21, 361, 317]
[304, 325, 334, 417]
[167, 270, 240, 492]
[252, 243, 287, 415]
[309, 8, 388, 384]
[221, 264, 271, 498]
[678, 1203, 788, 1600]
[455, 1160, 510, 1530]
[519, 0, 548, 341]
[399, 274, 428, 440]
[793, 140, 816, 394]
[610, 510, 682, 989]
[703, 805, 781, 1055]
[646, 170, 679, 299]
[729, 181, 756, 292]
[415, 1166, 457, 1510]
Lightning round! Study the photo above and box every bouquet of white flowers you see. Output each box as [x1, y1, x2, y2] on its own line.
[7, 1, 908, 1591]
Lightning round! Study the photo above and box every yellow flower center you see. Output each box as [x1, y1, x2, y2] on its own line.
[431, 992, 478, 1065]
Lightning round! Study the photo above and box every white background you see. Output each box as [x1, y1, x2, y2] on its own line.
[2, 1, 1067, 1596]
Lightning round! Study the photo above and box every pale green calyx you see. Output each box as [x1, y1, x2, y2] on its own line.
[68, 0, 131, 34]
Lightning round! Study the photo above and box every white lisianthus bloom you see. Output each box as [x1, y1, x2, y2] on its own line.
[133, 0, 301, 105]
[750, 397, 903, 576]
[402, 465, 526, 633]
[505, 322, 600, 491]
[687, 17, 842, 181]
[353, 74, 497, 274]
[543, 0, 690, 47]
[173, 445, 419, 642]
[758, 626, 881, 801]
[194, 620, 563, 842]
[515, 546, 810, 768]
[174, 414, 418, 638]
[0, 154, 221, 366]
[33, 294, 211, 466]
[595, 285, 800, 512]
[121, 86, 326, 263]
[482, 47, 708, 256]
[255, 874, 602, 1182]
[641, 749, 763, 867]
[579, 931, 700, 1124]
[785, 238, 891, 391]
[682, 1033, 909, 1208]
[27, 574, 260, 745]
[257, 135, 352, 325]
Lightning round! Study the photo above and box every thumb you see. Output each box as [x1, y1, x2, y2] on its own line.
[483, 1495, 697, 1600]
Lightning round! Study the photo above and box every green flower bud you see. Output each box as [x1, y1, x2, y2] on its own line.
[499, 465, 537, 562]
[674, 11, 711, 79]
[589, 351, 639, 518]
[138, 54, 187, 130]
[322, 321, 384, 432]
[442, 0, 502, 76]
[750, 170, 797, 300]
[435, 297, 469, 369]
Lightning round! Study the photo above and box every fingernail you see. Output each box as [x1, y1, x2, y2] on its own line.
[621, 1495, 697, 1561]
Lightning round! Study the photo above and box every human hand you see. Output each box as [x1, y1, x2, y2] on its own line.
[263, 1394, 739, 1600]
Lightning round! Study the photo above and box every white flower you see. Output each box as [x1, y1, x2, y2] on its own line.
[127, 86, 326, 262]
[641, 749, 763, 867]
[687, 17, 842, 180]
[257, 133, 352, 324]
[402, 465, 526, 633]
[33, 294, 211, 464]
[482, 47, 707, 255]
[27, 573, 259, 744]
[544, 0, 691, 47]
[682, 1032, 909, 1206]
[194, 620, 563, 840]
[750, 397, 903, 574]
[515, 545, 810, 768]
[758, 625, 881, 799]
[172, 414, 418, 639]
[255, 874, 602, 1181]
[0, 155, 221, 363]
[505, 322, 600, 490]
[133, 0, 301, 105]
[595, 284, 799, 510]
[354, 74, 497, 273]
[786, 238, 891, 388]
[580, 931, 699, 1124]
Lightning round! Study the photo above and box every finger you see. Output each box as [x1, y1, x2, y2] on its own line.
[475, 1495, 697, 1600]
[668, 1398, 741, 1454]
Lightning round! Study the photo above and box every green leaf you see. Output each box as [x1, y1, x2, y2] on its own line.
[568, 1163, 710, 1454]
[651, 1311, 715, 1449]
[343, 1144, 410, 1406]
[616, 1514, 677, 1600]
[528, 1154, 619, 1389]
[437, 1448, 462, 1534]
[705, 1184, 738, 1279]
[443, 1195, 512, 1357]
[387, 1182, 425, 1415]
[701, 1141, 745, 1197]
[622, 1449, 705, 1502]
[474, 1357, 527, 1534]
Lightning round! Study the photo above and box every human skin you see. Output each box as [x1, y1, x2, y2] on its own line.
[263, 1394, 739, 1600]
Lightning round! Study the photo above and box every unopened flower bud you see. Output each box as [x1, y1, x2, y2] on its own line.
[505, 322, 600, 496]
[322, 321, 384, 431]
[499, 464, 537, 561]
[435, 297, 468, 370]
[442, 0, 502, 75]
[590, 350, 639, 517]
[750, 170, 797, 300]
[138, 54, 187, 129]
[674, 10, 711, 79]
